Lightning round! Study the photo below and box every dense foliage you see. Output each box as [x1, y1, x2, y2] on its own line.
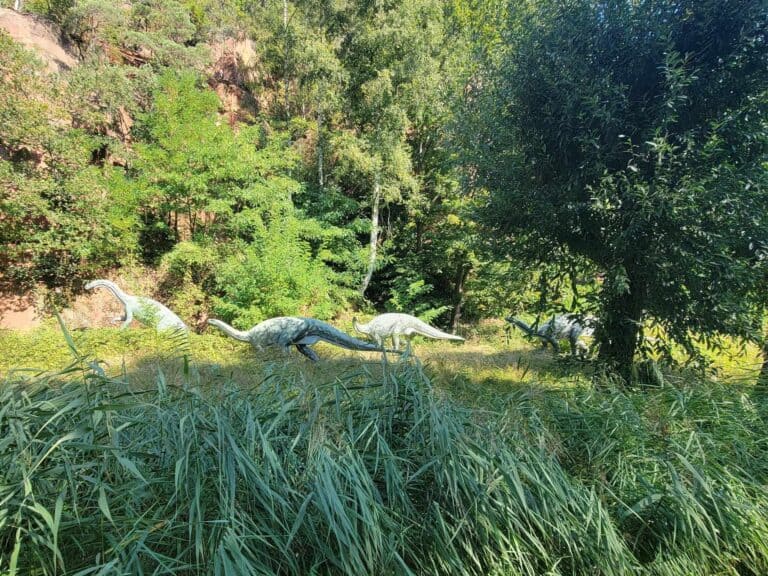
[2, 0, 767, 371]
[468, 0, 768, 378]
[2, 0, 519, 333]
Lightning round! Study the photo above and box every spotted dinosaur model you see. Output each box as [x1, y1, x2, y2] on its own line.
[506, 314, 594, 356]
[85, 279, 188, 332]
[207, 316, 393, 361]
[353, 313, 465, 352]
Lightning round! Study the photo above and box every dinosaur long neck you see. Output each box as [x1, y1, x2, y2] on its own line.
[509, 317, 535, 336]
[208, 319, 251, 342]
[91, 280, 131, 307]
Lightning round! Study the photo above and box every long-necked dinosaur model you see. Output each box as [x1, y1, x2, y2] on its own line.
[207, 316, 393, 362]
[506, 314, 594, 356]
[353, 313, 465, 352]
[85, 279, 188, 332]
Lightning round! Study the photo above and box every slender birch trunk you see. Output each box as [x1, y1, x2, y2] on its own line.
[360, 175, 381, 297]
[317, 108, 324, 188]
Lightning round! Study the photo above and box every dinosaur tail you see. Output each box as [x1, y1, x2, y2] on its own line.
[352, 317, 370, 335]
[412, 318, 464, 341]
[207, 319, 251, 342]
[313, 320, 396, 353]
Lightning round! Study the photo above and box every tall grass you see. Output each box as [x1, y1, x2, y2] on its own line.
[1, 339, 768, 574]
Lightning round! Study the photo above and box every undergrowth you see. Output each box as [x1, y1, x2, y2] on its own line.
[1, 326, 768, 575]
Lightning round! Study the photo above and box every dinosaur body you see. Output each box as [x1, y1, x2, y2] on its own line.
[353, 313, 464, 351]
[85, 280, 188, 332]
[506, 314, 594, 356]
[208, 316, 390, 361]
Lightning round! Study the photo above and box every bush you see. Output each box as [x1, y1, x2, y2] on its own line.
[212, 234, 347, 326]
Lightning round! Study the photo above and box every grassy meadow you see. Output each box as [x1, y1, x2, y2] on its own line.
[1, 321, 768, 575]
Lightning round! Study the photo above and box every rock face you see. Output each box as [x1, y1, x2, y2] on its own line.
[0, 8, 77, 74]
[207, 35, 264, 122]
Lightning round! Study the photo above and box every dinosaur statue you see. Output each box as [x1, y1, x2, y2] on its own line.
[353, 313, 465, 352]
[506, 314, 594, 356]
[207, 316, 394, 362]
[85, 280, 188, 332]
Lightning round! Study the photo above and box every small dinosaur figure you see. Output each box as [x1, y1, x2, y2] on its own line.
[506, 314, 594, 356]
[207, 316, 393, 362]
[85, 279, 188, 332]
[353, 313, 465, 352]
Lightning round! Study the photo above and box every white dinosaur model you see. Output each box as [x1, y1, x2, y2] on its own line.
[353, 313, 465, 352]
[207, 316, 393, 362]
[85, 279, 188, 332]
[506, 314, 594, 356]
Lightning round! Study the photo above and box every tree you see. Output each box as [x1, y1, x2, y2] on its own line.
[133, 71, 350, 324]
[470, 0, 768, 381]
[0, 32, 138, 293]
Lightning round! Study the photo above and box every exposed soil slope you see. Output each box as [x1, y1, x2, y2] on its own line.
[0, 8, 77, 73]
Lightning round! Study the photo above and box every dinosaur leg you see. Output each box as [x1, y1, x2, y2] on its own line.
[120, 309, 133, 330]
[393, 334, 401, 351]
[296, 344, 320, 362]
[575, 338, 589, 358]
[377, 336, 390, 364]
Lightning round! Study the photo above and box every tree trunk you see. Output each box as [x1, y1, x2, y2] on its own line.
[360, 175, 381, 297]
[13, 0, 22, 11]
[758, 339, 768, 389]
[282, 0, 290, 117]
[450, 263, 471, 333]
[597, 268, 645, 385]
[317, 108, 324, 188]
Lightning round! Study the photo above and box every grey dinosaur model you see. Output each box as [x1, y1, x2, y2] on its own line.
[207, 316, 392, 361]
[353, 313, 465, 352]
[506, 314, 594, 356]
[85, 279, 188, 332]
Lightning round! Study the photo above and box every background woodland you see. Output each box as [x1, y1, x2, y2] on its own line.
[2, 0, 767, 379]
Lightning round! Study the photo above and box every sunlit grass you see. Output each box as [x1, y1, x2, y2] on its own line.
[1, 317, 761, 395]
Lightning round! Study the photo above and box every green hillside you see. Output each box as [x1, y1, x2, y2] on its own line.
[1, 0, 768, 573]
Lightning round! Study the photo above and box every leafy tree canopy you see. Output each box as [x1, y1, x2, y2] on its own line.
[469, 0, 768, 379]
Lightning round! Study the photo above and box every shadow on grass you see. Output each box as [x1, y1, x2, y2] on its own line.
[0, 324, 601, 413]
[98, 341, 406, 397]
[5, 323, 760, 415]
